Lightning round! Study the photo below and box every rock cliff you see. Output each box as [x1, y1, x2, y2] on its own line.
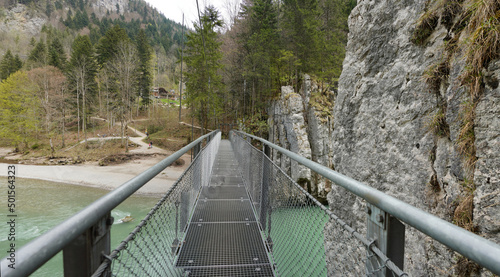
[91, 0, 129, 17]
[327, 0, 499, 275]
[0, 4, 46, 36]
[268, 75, 335, 202]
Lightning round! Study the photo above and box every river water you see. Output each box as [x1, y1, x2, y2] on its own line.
[0, 178, 161, 276]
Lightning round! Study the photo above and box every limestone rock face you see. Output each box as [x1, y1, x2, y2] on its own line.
[91, 0, 129, 17]
[0, 4, 46, 36]
[269, 76, 334, 200]
[326, 0, 499, 275]
[269, 86, 312, 189]
[474, 60, 500, 243]
[0, 0, 130, 55]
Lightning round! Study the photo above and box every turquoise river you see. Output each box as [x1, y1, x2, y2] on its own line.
[0, 178, 161, 276]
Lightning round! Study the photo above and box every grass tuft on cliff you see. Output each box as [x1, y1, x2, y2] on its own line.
[423, 58, 450, 93]
[411, 9, 439, 45]
[426, 107, 451, 138]
[459, 0, 500, 98]
[413, 0, 499, 176]
[414, 2, 499, 273]
[457, 0, 499, 175]
[456, 100, 477, 172]
[411, 0, 464, 45]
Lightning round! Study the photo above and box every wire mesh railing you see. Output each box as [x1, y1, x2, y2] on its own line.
[231, 132, 408, 276]
[92, 132, 221, 276]
[232, 130, 500, 276]
[10, 127, 498, 276]
[0, 131, 221, 277]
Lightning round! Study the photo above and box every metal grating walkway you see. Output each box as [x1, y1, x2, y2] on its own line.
[175, 140, 274, 276]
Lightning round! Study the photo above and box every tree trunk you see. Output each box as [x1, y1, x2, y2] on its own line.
[121, 116, 125, 147]
[50, 138, 54, 158]
[98, 80, 102, 116]
[77, 81, 80, 142]
[252, 78, 255, 116]
[125, 122, 128, 153]
[82, 79, 87, 147]
[106, 86, 110, 131]
[242, 80, 243, 120]
[62, 104, 65, 148]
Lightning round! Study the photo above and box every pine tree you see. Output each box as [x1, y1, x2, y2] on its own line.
[281, 0, 322, 76]
[28, 39, 48, 67]
[48, 37, 67, 71]
[135, 29, 153, 106]
[239, 0, 281, 116]
[0, 50, 23, 80]
[184, 6, 225, 132]
[0, 50, 14, 80]
[96, 25, 130, 67]
[45, 1, 53, 17]
[29, 37, 36, 47]
[222, 0, 355, 125]
[13, 54, 23, 73]
[96, 25, 145, 150]
[316, 0, 354, 82]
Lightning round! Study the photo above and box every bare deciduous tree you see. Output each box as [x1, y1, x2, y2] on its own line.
[106, 40, 139, 152]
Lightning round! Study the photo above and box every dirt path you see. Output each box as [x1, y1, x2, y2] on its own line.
[64, 118, 167, 154]
[126, 125, 168, 154]
[179, 121, 213, 132]
[0, 147, 12, 157]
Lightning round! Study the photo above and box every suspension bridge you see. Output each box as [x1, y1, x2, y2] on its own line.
[1, 130, 500, 276]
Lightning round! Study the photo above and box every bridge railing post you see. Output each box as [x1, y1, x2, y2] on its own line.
[193, 142, 201, 158]
[366, 204, 405, 276]
[260, 144, 273, 251]
[63, 213, 113, 277]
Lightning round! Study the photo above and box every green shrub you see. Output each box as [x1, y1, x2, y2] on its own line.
[146, 125, 161, 135]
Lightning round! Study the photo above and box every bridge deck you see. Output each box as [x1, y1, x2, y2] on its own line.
[175, 140, 274, 276]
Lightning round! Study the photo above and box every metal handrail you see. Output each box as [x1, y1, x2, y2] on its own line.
[232, 134, 407, 276]
[233, 130, 500, 275]
[0, 130, 220, 277]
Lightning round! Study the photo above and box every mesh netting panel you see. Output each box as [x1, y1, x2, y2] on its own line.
[174, 141, 273, 276]
[231, 133, 406, 277]
[92, 130, 407, 276]
[93, 133, 221, 277]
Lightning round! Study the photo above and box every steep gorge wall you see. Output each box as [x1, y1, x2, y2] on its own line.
[327, 0, 499, 275]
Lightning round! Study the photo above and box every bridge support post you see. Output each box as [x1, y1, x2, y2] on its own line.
[366, 204, 405, 276]
[261, 145, 273, 251]
[193, 142, 201, 158]
[63, 213, 113, 277]
[172, 201, 181, 255]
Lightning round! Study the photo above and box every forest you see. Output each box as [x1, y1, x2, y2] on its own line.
[185, 0, 355, 133]
[0, 0, 183, 153]
[0, 0, 356, 154]
[0, 25, 153, 153]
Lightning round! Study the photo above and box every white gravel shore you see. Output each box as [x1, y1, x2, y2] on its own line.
[0, 153, 191, 195]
